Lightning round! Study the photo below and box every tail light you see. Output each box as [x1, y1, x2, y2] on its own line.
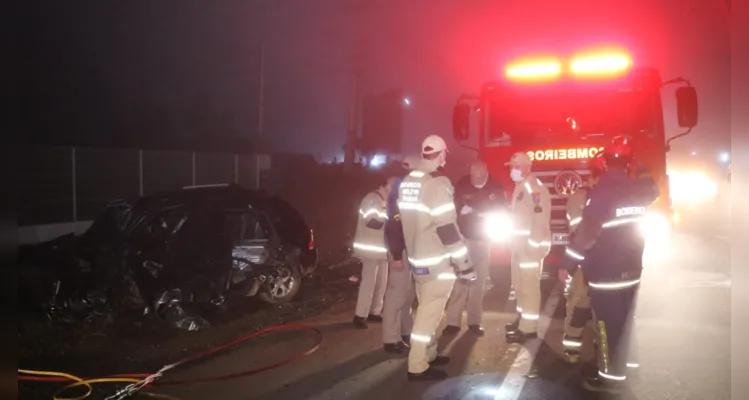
[308, 229, 315, 250]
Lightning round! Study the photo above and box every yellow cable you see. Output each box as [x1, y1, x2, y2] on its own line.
[19, 369, 143, 400]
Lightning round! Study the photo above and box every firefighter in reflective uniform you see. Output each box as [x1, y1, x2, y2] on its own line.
[505, 152, 552, 344]
[559, 136, 658, 394]
[352, 179, 395, 328]
[444, 160, 506, 336]
[381, 155, 420, 354]
[395, 135, 476, 381]
[562, 152, 605, 363]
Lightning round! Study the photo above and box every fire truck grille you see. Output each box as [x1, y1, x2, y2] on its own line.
[533, 169, 592, 233]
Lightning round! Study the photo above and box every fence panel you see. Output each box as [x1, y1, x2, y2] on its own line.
[195, 152, 234, 186]
[76, 147, 140, 220]
[18, 146, 74, 225]
[142, 150, 193, 194]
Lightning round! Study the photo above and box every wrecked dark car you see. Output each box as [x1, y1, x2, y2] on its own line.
[19, 183, 318, 330]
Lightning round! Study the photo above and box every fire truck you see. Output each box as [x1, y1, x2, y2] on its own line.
[451, 47, 698, 288]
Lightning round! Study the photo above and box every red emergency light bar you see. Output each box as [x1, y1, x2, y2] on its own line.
[504, 50, 633, 82]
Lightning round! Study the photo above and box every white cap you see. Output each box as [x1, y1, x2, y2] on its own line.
[401, 154, 420, 170]
[421, 135, 448, 155]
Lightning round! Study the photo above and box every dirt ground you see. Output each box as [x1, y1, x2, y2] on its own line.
[18, 259, 362, 400]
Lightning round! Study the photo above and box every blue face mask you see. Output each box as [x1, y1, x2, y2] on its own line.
[510, 168, 524, 182]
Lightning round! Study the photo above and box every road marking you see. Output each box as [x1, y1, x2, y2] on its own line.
[491, 290, 561, 400]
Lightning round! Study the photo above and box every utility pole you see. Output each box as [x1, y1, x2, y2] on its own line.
[344, 0, 368, 172]
[256, 38, 265, 189]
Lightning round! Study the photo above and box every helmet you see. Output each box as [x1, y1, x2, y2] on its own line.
[401, 154, 420, 170]
[421, 135, 448, 155]
[602, 136, 634, 167]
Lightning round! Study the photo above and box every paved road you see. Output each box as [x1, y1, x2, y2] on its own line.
[154, 227, 730, 400]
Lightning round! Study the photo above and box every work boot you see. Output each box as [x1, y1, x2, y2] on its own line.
[505, 319, 520, 332]
[429, 356, 450, 366]
[367, 314, 383, 323]
[505, 330, 538, 344]
[468, 325, 485, 336]
[443, 325, 461, 335]
[407, 367, 448, 381]
[564, 350, 581, 364]
[383, 341, 409, 354]
[582, 376, 624, 394]
[352, 316, 368, 329]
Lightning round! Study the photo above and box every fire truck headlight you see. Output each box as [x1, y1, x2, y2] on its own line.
[640, 212, 671, 258]
[669, 171, 718, 204]
[484, 212, 514, 242]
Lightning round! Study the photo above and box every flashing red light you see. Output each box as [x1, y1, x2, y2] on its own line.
[505, 59, 562, 80]
[569, 52, 632, 76]
[308, 229, 315, 250]
[504, 49, 633, 82]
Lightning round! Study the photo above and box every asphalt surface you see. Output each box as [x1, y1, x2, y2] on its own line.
[153, 213, 730, 400]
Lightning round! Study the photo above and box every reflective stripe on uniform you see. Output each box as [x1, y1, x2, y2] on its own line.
[409, 171, 426, 178]
[519, 262, 540, 269]
[568, 216, 582, 227]
[410, 332, 431, 343]
[563, 338, 583, 348]
[602, 216, 645, 228]
[588, 279, 640, 290]
[408, 246, 468, 267]
[353, 243, 388, 253]
[528, 238, 551, 248]
[565, 248, 585, 260]
[521, 312, 540, 321]
[397, 201, 455, 216]
[359, 208, 388, 220]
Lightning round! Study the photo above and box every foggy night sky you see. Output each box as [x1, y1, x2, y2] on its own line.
[23, 0, 731, 164]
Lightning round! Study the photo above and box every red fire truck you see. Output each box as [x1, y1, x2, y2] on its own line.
[451, 47, 698, 288]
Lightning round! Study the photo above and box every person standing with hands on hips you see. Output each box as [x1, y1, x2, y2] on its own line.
[352, 179, 394, 329]
[443, 160, 506, 336]
[505, 152, 552, 344]
[392, 135, 476, 381]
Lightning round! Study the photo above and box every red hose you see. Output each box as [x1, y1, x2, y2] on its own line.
[19, 323, 323, 386]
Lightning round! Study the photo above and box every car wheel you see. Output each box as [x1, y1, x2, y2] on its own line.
[258, 256, 303, 304]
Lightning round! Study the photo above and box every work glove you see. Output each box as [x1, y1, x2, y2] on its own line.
[460, 205, 474, 215]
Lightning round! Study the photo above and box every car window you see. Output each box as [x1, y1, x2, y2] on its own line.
[225, 211, 269, 242]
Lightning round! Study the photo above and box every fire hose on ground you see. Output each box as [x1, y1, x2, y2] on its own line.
[18, 323, 323, 400]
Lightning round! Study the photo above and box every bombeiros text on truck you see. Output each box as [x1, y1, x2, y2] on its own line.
[451, 46, 699, 287]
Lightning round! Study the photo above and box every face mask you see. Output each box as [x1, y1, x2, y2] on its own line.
[510, 168, 524, 182]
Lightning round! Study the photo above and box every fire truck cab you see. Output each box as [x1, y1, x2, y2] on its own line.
[452, 48, 698, 289]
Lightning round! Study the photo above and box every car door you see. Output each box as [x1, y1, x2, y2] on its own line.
[225, 210, 272, 270]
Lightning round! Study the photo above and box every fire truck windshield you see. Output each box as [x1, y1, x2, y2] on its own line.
[486, 88, 658, 146]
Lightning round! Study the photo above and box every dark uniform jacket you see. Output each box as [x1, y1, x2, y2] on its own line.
[561, 169, 659, 284]
[453, 176, 507, 241]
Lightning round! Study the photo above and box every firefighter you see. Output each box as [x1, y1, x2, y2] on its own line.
[561, 152, 605, 363]
[444, 160, 506, 336]
[381, 155, 420, 354]
[392, 135, 476, 381]
[352, 178, 395, 329]
[504, 152, 552, 344]
[559, 136, 658, 393]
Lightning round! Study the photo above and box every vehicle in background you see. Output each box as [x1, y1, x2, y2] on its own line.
[451, 46, 698, 289]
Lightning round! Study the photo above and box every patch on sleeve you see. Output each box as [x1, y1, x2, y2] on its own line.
[532, 192, 541, 204]
[534, 205, 543, 213]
